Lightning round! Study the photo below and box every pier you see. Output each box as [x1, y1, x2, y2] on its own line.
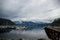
[44, 27, 60, 40]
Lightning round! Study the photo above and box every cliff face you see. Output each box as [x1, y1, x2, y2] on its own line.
[0, 18, 15, 26]
[51, 18, 60, 26]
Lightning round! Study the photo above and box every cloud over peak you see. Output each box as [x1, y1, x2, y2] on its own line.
[0, 0, 60, 22]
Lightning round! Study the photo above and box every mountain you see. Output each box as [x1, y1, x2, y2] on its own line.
[0, 18, 15, 26]
[51, 18, 60, 26]
[14, 21, 50, 30]
[14, 21, 22, 24]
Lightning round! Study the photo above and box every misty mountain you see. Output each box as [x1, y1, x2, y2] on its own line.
[14, 21, 50, 30]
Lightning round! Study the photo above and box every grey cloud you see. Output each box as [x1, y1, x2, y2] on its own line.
[0, 0, 60, 22]
[0, 0, 31, 19]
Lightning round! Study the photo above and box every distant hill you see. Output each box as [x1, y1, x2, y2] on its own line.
[51, 18, 60, 26]
[14, 21, 50, 30]
[0, 18, 15, 26]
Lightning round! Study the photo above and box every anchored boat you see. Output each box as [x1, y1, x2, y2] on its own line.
[0, 26, 16, 33]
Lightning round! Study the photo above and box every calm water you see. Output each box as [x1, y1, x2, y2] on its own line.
[0, 29, 50, 40]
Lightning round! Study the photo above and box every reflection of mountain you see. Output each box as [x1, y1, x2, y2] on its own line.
[0, 18, 15, 25]
[14, 21, 50, 30]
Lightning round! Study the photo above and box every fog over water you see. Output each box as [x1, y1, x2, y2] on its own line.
[0, 29, 50, 40]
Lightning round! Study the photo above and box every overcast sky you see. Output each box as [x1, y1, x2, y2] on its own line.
[0, 0, 60, 22]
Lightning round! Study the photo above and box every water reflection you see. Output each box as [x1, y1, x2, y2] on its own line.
[0, 29, 50, 40]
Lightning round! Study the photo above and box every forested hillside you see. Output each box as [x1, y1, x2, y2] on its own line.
[0, 18, 15, 26]
[51, 18, 60, 26]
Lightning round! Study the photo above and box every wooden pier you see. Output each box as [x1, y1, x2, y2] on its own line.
[44, 27, 60, 40]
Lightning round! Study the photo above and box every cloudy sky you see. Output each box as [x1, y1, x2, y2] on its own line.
[0, 0, 60, 22]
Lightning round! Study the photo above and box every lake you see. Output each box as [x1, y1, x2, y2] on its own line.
[0, 29, 50, 40]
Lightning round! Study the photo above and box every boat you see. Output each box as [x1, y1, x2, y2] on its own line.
[44, 26, 60, 40]
[0, 26, 16, 33]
